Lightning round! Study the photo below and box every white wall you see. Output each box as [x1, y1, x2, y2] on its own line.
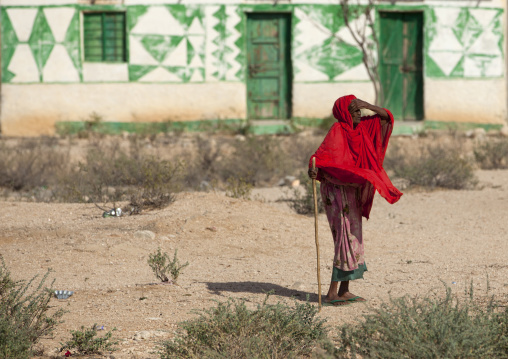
[293, 82, 375, 118]
[425, 78, 507, 124]
[1, 83, 247, 136]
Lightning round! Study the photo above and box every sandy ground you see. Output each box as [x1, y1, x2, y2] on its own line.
[1, 169, 508, 358]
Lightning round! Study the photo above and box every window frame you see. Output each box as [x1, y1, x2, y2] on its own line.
[82, 11, 127, 63]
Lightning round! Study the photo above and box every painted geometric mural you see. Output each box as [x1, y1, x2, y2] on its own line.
[293, 5, 370, 82]
[1, 4, 505, 84]
[426, 7, 504, 78]
[126, 4, 244, 83]
[127, 5, 206, 83]
[1, 7, 80, 83]
[204, 5, 243, 82]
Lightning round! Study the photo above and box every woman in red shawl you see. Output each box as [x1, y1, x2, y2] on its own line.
[308, 95, 402, 306]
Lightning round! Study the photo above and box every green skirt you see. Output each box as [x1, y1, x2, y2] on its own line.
[332, 263, 367, 282]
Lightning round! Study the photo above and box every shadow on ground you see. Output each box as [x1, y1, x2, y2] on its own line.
[204, 281, 319, 303]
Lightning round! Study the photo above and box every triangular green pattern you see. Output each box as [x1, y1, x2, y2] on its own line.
[491, 14, 504, 55]
[141, 35, 183, 63]
[425, 54, 446, 77]
[167, 5, 204, 29]
[3, 70, 15, 83]
[187, 38, 195, 65]
[28, 9, 55, 77]
[425, 8, 438, 47]
[302, 5, 344, 34]
[212, 5, 228, 80]
[306, 38, 363, 80]
[233, 7, 245, 81]
[162, 66, 186, 81]
[128, 65, 157, 81]
[450, 56, 465, 77]
[64, 11, 82, 81]
[1, 9, 18, 83]
[127, 6, 148, 32]
[453, 9, 481, 49]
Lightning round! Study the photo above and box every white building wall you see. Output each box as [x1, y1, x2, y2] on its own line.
[0, 0, 506, 135]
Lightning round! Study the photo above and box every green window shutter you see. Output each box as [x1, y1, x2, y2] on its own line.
[84, 12, 125, 62]
[84, 13, 103, 62]
[103, 13, 125, 62]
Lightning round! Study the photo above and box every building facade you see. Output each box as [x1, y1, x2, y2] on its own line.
[0, 0, 506, 136]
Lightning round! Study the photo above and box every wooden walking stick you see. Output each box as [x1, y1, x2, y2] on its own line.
[312, 158, 322, 311]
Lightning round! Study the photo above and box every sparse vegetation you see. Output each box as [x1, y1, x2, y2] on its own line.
[59, 324, 118, 355]
[0, 256, 65, 359]
[158, 294, 330, 359]
[60, 138, 182, 212]
[2, 130, 507, 205]
[384, 142, 477, 190]
[147, 248, 189, 283]
[225, 176, 253, 199]
[474, 139, 508, 169]
[283, 172, 324, 215]
[157, 286, 508, 359]
[0, 137, 69, 199]
[331, 286, 508, 359]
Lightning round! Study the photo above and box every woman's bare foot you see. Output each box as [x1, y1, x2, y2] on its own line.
[337, 291, 366, 302]
[323, 294, 351, 306]
[323, 280, 367, 305]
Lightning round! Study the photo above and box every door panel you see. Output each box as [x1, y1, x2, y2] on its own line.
[246, 13, 291, 119]
[379, 12, 423, 121]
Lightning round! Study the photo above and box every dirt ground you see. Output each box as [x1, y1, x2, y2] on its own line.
[1, 151, 508, 357]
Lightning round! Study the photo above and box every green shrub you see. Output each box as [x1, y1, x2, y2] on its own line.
[384, 142, 477, 189]
[283, 172, 324, 215]
[474, 139, 508, 169]
[59, 324, 118, 355]
[158, 295, 330, 358]
[332, 287, 508, 359]
[148, 248, 189, 283]
[0, 256, 65, 359]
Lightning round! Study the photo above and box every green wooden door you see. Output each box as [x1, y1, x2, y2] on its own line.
[246, 13, 291, 119]
[379, 12, 423, 121]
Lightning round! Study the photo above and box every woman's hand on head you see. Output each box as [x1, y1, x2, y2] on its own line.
[349, 99, 372, 112]
[308, 168, 318, 179]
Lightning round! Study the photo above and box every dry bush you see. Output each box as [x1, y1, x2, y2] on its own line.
[182, 135, 307, 190]
[181, 135, 233, 190]
[60, 138, 181, 212]
[332, 286, 508, 359]
[282, 172, 324, 215]
[0, 138, 70, 201]
[474, 139, 508, 169]
[0, 256, 65, 359]
[384, 140, 477, 190]
[226, 136, 293, 186]
[159, 295, 329, 359]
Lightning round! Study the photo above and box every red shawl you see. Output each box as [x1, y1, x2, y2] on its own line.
[310, 95, 402, 219]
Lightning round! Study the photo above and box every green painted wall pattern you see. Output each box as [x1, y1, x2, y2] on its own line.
[127, 5, 206, 82]
[426, 7, 504, 77]
[294, 5, 364, 81]
[0, 4, 504, 84]
[2, 6, 81, 83]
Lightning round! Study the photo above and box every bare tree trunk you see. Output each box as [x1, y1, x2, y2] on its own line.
[340, 0, 383, 106]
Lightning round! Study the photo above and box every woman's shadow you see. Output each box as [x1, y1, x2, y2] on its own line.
[204, 281, 320, 303]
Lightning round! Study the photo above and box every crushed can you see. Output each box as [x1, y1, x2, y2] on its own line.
[102, 208, 122, 218]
